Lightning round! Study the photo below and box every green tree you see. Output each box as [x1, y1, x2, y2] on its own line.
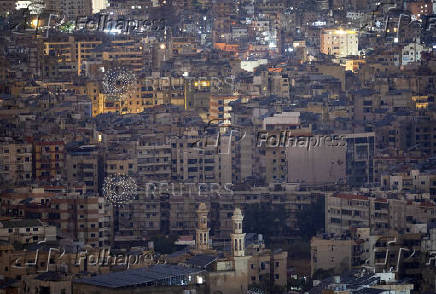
[312, 268, 334, 280]
[243, 203, 289, 244]
[150, 234, 178, 254]
[296, 198, 325, 241]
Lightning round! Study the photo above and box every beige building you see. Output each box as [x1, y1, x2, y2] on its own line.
[320, 29, 359, 57]
[169, 132, 218, 183]
[66, 145, 100, 194]
[381, 169, 436, 197]
[170, 37, 198, 57]
[0, 187, 112, 247]
[22, 272, 72, 294]
[0, 138, 32, 186]
[325, 193, 370, 236]
[311, 237, 357, 276]
[137, 136, 172, 182]
[326, 192, 436, 236]
[0, 219, 56, 245]
[209, 95, 238, 124]
[34, 140, 66, 182]
[45, 0, 92, 20]
[246, 240, 288, 288]
[43, 37, 102, 77]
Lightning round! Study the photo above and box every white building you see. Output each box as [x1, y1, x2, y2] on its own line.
[0, 219, 57, 244]
[402, 40, 425, 66]
[346, 12, 364, 20]
[241, 59, 268, 72]
[262, 112, 301, 130]
[92, 0, 108, 13]
[231, 27, 248, 40]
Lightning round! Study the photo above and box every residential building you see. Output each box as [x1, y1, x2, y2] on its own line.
[320, 29, 359, 57]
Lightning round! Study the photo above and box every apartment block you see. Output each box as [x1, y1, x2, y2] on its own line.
[169, 134, 218, 182]
[325, 193, 370, 236]
[137, 135, 172, 182]
[34, 141, 66, 182]
[320, 29, 359, 57]
[326, 192, 436, 236]
[0, 219, 56, 245]
[45, 0, 92, 20]
[311, 237, 359, 276]
[345, 132, 375, 187]
[246, 239, 288, 287]
[66, 144, 101, 194]
[0, 188, 112, 247]
[0, 138, 32, 186]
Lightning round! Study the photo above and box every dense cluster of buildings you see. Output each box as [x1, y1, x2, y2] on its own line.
[0, 0, 436, 293]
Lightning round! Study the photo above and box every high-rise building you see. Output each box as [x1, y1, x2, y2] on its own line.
[34, 140, 65, 182]
[0, 138, 33, 186]
[345, 132, 375, 187]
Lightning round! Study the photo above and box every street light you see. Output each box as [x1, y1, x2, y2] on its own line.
[31, 18, 39, 28]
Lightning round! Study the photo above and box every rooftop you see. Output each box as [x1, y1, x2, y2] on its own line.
[335, 194, 368, 201]
[186, 254, 217, 269]
[74, 264, 203, 288]
[35, 271, 70, 282]
[0, 219, 43, 229]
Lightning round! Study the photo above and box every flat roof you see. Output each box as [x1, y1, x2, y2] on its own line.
[74, 264, 203, 288]
[0, 219, 43, 228]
